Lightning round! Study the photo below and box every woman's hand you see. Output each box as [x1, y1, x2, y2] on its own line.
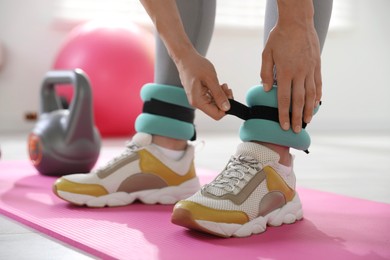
[261, 0, 321, 133]
[140, 0, 232, 120]
[176, 49, 233, 120]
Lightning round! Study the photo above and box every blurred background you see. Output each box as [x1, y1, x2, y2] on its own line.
[0, 2, 389, 258]
[0, 0, 389, 136]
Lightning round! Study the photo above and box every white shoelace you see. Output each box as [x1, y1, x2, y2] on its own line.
[93, 141, 141, 173]
[205, 155, 262, 194]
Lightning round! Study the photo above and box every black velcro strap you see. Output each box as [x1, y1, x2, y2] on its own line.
[143, 98, 195, 123]
[226, 99, 251, 120]
[226, 99, 307, 129]
[142, 98, 197, 141]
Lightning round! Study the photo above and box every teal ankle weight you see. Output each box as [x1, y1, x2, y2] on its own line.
[135, 83, 196, 140]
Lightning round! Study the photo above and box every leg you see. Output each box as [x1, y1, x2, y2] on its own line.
[52, 0, 217, 207]
[136, 0, 216, 150]
[262, 0, 333, 165]
[155, 0, 216, 86]
[171, 1, 333, 237]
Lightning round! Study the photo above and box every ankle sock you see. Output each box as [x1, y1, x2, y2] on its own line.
[153, 144, 185, 161]
[271, 162, 292, 176]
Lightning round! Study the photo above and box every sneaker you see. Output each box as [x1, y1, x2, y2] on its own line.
[171, 142, 303, 237]
[53, 133, 201, 207]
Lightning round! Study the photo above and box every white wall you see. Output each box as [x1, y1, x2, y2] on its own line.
[0, 0, 389, 135]
[0, 0, 64, 132]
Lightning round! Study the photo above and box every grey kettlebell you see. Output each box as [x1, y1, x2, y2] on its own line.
[28, 69, 101, 176]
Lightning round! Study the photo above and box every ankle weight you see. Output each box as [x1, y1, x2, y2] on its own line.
[135, 83, 196, 140]
[227, 85, 319, 152]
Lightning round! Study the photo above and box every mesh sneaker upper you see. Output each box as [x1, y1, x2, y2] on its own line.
[184, 142, 296, 220]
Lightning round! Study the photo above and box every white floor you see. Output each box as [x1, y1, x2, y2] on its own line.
[0, 131, 389, 259]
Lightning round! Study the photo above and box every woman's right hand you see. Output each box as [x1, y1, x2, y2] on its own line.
[176, 49, 233, 120]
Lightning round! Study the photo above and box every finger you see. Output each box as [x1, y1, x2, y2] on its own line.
[190, 81, 227, 120]
[277, 75, 292, 131]
[291, 78, 305, 133]
[203, 91, 213, 103]
[191, 86, 225, 120]
[260, 49, 275, 92]
[207, 80, 230, 112]
[199, 97, 226, 120]
[221, 83, 234, 99]
[314, 62, 322, 108]
[303, 75, 316, 124]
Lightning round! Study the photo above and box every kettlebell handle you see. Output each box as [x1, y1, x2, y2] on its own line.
[41, 69, 96, 143]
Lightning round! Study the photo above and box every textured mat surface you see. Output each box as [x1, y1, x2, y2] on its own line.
[0, 161, 389, 260]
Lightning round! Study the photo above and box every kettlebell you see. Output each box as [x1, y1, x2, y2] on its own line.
[28, 69, 101, 176]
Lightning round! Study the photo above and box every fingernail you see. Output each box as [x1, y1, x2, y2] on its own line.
[282, 122, 290, 130]
[263, 83, 270, 90]
[222, 101, 230, 111]
[294, 125, 301, 133]
[315, 101, 320, 107]
[306, 115, 312, 123]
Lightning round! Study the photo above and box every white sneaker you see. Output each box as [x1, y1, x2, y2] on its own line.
[171, 142, 303, 237]
[53, 133, 200, 207]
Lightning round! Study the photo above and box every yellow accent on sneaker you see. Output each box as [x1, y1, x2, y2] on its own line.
[174, 200, 249, 224]
[53, 178, 108, 197]
[264, 166, 295, 202]
[138, 149, 196, 186]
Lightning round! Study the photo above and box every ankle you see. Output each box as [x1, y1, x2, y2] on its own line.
[254, 142, 291, 166]
[152, 135, 187, 150]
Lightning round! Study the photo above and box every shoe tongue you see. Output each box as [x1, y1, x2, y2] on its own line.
[131, 133, 152, 147]
[235, 142, 280, 165]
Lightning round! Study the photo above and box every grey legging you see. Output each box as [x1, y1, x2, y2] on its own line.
[153, 0, 333, 111]
[154, 0, 216, 86]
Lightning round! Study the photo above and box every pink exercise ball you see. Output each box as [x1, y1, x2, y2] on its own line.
[53, 20, 154, 137]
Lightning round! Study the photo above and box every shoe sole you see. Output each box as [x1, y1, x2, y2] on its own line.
[54, 178, 200, 207]
[171, 194, 303, 238]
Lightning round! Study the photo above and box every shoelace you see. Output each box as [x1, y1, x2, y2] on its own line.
[205, 155, 262, 193]
[93, 141, 141, 173]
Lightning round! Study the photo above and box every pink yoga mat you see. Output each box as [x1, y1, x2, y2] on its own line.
[0, 161, 389, 260]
